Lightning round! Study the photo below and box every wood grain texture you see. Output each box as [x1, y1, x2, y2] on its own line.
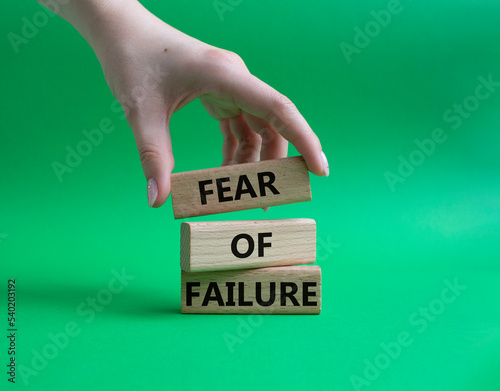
[170, 156, 311, 219]
[181, 219, 316, 272]
[181, 265, 321, 314]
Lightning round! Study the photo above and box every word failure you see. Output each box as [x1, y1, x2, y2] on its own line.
[181, 266, 321, 314]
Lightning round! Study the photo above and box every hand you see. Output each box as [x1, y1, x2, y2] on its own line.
[46, 0, 329, 207]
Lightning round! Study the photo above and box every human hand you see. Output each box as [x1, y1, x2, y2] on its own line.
[44, 0, 329, 207]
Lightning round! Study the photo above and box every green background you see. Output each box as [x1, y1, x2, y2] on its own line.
[2, 0, 500, 390]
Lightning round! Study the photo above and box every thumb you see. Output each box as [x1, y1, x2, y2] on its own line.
[129, 112, 174, 208]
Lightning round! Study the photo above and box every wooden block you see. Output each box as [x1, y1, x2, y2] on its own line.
[181, 265, 321, 314]
[181, 219, 316, 272]
[170, 156, 311, 219]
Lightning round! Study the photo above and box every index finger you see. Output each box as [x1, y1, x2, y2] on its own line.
[227, 74, 329, 176]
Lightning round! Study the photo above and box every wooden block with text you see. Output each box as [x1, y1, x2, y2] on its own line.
[181, 219, 316, 272]
[170, 156, 311, 219]
[181, 265, 321, 314]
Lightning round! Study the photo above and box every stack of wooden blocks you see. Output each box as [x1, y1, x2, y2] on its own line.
[170, 156, 321, 314]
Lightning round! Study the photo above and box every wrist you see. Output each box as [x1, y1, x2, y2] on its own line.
[42, 0, 145, 51]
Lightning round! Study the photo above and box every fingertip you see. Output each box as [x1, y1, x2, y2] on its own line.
[302, 150, 328, 177]
[321, 151, 330, 177]
[146, 167, 173, 208]
[147, 178, 158, 208]
[153, 176, 172, 208]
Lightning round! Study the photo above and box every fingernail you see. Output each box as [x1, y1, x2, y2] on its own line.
[321, 151, 329, 177]
[262, 207, 270, 212]
[147, 178, 158, 207]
